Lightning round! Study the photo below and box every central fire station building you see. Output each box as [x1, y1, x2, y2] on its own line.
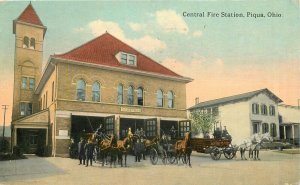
[11, 4, 192, 157]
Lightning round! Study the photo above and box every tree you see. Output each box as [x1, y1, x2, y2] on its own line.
[190, 110, 218, 137]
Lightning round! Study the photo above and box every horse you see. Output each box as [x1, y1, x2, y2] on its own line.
[233, 132, 273, 160]
[116, 136, 132, 167]
[175, 131, 192, 166]
[249, 132, 273, 160]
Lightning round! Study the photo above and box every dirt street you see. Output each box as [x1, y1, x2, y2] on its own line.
[0, 150, 299, 185]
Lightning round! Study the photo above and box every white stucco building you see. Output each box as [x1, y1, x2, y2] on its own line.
[278, 104, 300, 145]
[188, 88, 282, 142]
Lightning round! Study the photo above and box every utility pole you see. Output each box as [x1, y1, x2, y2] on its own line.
[2, 105, 8, 151]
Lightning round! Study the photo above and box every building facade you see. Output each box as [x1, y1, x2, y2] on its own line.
[278, 104, 300, 145]
[11, 4, 192, 156]
[188, 89, 282, 142]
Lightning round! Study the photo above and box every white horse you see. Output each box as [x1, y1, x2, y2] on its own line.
[249, 132, 273, 160]
[233, 132, 273, 160]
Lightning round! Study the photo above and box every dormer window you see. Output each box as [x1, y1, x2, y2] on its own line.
[118, 52, 137, 66]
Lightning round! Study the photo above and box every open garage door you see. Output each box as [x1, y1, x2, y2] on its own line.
[144, 118, 157, 138]
[104, 115, 115, 135]
[178, 120, 191, 138]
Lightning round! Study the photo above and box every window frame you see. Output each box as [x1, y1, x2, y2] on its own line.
[262, 123, 269, 134]
[137, 87, 144, 106]
[30, 38, 35, 49]
[29, 78, 35, 90]
[119, 52, 137, 66]
[157, 89, 164, 107]
[167, 91, 174, 108]
[21, 77, 27, 89]
[270, 123, 277, 137]
[261, 104, 268, 115]
[252, 103, 259, 114]
[117, 84, 124, 104]
[92, 81, 101, 102]
[269, 105, 275, 116]
[76, 79, 86, 101]
[23, 36, 29, 48]
[127, 85, 134, 105]
[20, 102, 33, 116]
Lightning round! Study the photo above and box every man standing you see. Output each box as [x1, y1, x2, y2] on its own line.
[85, 139, 94, 167]
[78, 137, 86, 165]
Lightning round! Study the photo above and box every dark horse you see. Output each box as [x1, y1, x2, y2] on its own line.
[175, 131, 192, 167]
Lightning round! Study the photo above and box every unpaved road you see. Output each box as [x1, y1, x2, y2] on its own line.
[0, 150, 299, 185]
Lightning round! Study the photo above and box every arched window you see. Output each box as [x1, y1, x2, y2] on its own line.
[137, 87, 144, 106]
[127, 86, 134, 105]
[261, 104, 267, 115]
[269, 105, 275, 116]
[92, 81, 100, 102]
[262, 123, 269, 134]
[252, 103, 259, 114]
[167, 91, 174, 108]
[157, 89, 163, 107]
[117, 84, 123, 104]
[270, 123, 277, 137]
[76, 79, 86, 101]
[23, 36, 29, 48]
[30, 38, 35, 49]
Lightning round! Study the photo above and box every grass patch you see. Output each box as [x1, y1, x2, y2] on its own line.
[274, 149, 300, 155]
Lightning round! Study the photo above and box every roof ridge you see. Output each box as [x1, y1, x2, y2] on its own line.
[200, 88, 267, 104]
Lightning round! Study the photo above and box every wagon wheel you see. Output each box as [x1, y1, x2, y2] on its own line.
[167, 152, 176, 164]
[150, 148, 158, 165]
[161, 150, 168, 165]
[223, 147, 235, 160]
[210, 147, 221, 160]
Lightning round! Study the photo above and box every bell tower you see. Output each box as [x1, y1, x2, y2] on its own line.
[12, 3, 47, 121]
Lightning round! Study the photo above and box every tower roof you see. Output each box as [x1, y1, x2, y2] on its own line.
[13, 3, 46, 36]
[16, 3, 44, 26]
[53, 32, 184, 78]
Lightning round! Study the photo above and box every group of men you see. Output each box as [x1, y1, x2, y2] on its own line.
[212, 126, 232, 140]
[78, 137, 95, 167]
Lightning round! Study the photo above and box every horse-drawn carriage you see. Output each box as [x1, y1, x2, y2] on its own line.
[191, 138, 235, 160]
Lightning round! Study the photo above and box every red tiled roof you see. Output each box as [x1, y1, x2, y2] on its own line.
[16, 3, 44, 26]
[53, 33, 181, 77]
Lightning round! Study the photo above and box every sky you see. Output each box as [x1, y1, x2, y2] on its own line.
[0, 0, 299, 126]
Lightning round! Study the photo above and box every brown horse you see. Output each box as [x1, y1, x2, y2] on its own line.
[175, 132, 192, 166]
[116, 137, 132, 167]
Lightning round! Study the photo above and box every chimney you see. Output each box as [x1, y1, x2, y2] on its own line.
[195, 97, 199, 105]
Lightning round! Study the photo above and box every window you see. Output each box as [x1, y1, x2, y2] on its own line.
[269, 105, 275, 116]
[119, 52, 137, 66]
[92, 81, 100, 102]
[252, 122, 260, 134]
[179, 121, 190, 137]
[20, 102, 32, 116]
[29, 135, 38, 145]
[43, 94, 46, 109]
[105, 117, 114, 135]
[117, 84, 123, 104]
[212, 107, 219, 116]
[23, 36, 29, 48]
[262, 123, 269, 134]
[128, 55, 136, 65]
[21, 77, 27, 89]
[167, 91, 174, 108]
[127, 86, 134, 105]
[29, 78, 35, 90]
[121, 53, 127, 64]
[76, 79, 86, 101]
[137, 87, 144, 106]
[252, 103, 259, 114]
[46, 91, 48, 107]
[261, 104, 268, 115]
[30, 38, 35, 49]
[146, 120, 156, 137]
[157, 90, 163, 107]
[270, 123, 277, 137]
[52, 81, 54, 102]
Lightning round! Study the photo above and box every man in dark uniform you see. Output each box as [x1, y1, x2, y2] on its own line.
[213, 127, 222, 139]
[78, 137, 86, 165]
[84, 139, 94, 167]
[170, 126, 176, 139]
[222, 126, 232, 140]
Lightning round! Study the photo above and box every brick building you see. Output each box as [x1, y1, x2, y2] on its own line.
[11, 4, 192, 156]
